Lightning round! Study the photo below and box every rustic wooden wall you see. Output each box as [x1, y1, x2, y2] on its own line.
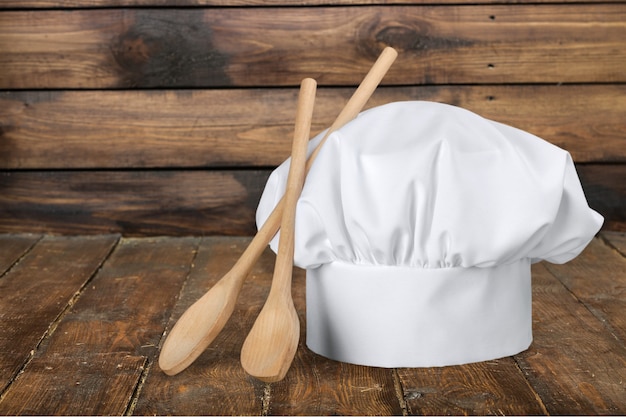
[0, 1, 624, 236]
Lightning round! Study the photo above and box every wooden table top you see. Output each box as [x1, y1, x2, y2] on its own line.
[0, 232, 624, 415]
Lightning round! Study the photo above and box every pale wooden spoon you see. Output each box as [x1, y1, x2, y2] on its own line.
[239, 77, 316, 382]
[158, 47, 398, 376]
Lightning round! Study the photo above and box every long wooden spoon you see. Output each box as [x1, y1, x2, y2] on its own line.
[158, 47, 398, 376]
[239, 77, 316, 382]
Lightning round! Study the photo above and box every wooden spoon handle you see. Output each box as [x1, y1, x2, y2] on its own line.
[231, 47, 398, 276]
[274, 78, 316, 290]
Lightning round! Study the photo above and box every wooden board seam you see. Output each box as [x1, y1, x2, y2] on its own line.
[0, 234, 42, 278]
[391, 368, 410, 416]
[124, 357, 154, 416]
[599, 233, 626, 259]
[510, 356, 551, 415]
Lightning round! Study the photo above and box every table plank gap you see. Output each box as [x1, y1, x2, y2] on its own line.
[0, 234, 42, 275]
[601, 231, 626, 258]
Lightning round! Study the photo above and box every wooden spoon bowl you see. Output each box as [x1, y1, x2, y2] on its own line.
[239, 293, 300, 382]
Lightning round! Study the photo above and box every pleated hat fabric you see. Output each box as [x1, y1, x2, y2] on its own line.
[256, 101, 603, 368]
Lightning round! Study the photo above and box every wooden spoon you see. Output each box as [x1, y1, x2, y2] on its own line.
[158, 47, 398, 376]
[239, 77, 316, 382]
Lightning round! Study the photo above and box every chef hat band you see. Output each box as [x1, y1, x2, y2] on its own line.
[306, 259, 532, 367]
[256, 101, 603, 368]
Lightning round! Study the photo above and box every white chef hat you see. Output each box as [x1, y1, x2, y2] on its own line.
[256, 101, 603, 368]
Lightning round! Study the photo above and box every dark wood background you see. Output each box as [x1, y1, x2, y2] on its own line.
[1, 1, 624, 236]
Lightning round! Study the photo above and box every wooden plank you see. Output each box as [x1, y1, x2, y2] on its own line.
[0, 236, 199, 415]
[0, 5, 624, 89]
[397, 360, 547, 415]
[0, 89, 320, 169]
[603, 231, 626, 256]
[0, 353, 146, 416]
[133, 237, 265, 415]
[0, 169, 270, 236]
[515, 260, 626, 414]
[0, 235, 118, 394]
[0, 164, 623, 237]
[542, 237, 626, 346]
[577, 164, 626, 232]
[2, 0, 623, 8]
[2, 85, 625, 169]
[0, 234, 40, 274]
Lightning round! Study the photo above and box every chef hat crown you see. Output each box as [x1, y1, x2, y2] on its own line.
[256, 101, 603, 368]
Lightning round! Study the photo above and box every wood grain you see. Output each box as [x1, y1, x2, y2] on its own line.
[2, 85, 625, 169]
[0, 353, 146, 416]
[271, 359, 404, 415]
[133, 237, 267, 415]
[516, 261, 626, 415]
[0, 5, 624, 89]
[577, 164, 626, 232]
[1, 0, 622, 8]
[397, 360, 547, 415]
[542, 238, 626, 345]
[0, 234, 40, 274]
[0, 236, 199, 415]
[0, 235, 119, 394]
[0, 169, 270, 236]
[603, 231, 626, 256]
[34, 237, 200, 356]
